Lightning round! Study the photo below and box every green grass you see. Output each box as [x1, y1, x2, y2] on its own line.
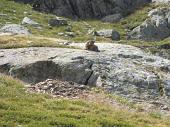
[0, 35, 78, 49]
[0, 75, 170, 127]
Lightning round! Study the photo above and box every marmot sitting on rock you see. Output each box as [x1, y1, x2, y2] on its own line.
[85, 40, 99, 52]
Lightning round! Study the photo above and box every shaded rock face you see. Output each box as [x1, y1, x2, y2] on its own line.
[10, 61, 62, 84]
[0, 44, 170, 101]
[129, 8, 170, 41]
[14, 0, 151, 19]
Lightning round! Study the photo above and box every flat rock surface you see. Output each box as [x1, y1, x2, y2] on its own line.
[0, 43, 170, 103]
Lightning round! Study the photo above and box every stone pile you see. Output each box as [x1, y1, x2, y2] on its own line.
[27, 79, 89, 98]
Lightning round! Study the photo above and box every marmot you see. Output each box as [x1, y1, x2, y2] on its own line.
[85, 40, 99, 52]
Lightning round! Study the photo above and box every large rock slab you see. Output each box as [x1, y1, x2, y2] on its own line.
[128, 7, 170, 41]
[0, 43, 170, 101]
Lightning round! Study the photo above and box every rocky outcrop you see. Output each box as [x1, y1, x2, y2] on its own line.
[0, 43, 170, 101]
[14, 0, 151, 19]
[128, 7, 170, 41]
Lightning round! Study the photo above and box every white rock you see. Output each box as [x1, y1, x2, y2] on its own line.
[22, 17, 40, 27]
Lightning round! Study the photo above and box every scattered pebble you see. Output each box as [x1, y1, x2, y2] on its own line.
[27, 79, 89, 98]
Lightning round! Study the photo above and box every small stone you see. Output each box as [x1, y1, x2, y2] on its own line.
[95, 29, 120, 40]
[22, 17, 40, 27]
[160, 105, 169, 111]
[65, 32, 75, 37]
[12, 10, 16, 13]
[0, 13, 7, 16]
[58, 32, 64, 36]
[63, 41, 72, 45]
[49, 17, 68, 27]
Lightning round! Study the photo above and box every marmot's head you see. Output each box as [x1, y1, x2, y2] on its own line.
[89, 40, 95, 45]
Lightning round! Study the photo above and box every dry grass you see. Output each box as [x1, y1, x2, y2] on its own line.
[0, 34, 77, 49]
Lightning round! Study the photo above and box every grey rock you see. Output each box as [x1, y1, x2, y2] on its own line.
[58, 32, 75, 37]
[102, 14, 122, 23]
[95, 29, 120, 40]
[65, 32, 75, 37]
[0, 24, 31, 35]
[129, 7, 170, 41]
[48, 17, 68, 27]
[0, 43, 170, 101]
[112, 30, 120, 40]
[22, 17, 40, 27]
[58, 32, 65, 36]
[95, 29, 113, 38]
[160, 105, 169, 111]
